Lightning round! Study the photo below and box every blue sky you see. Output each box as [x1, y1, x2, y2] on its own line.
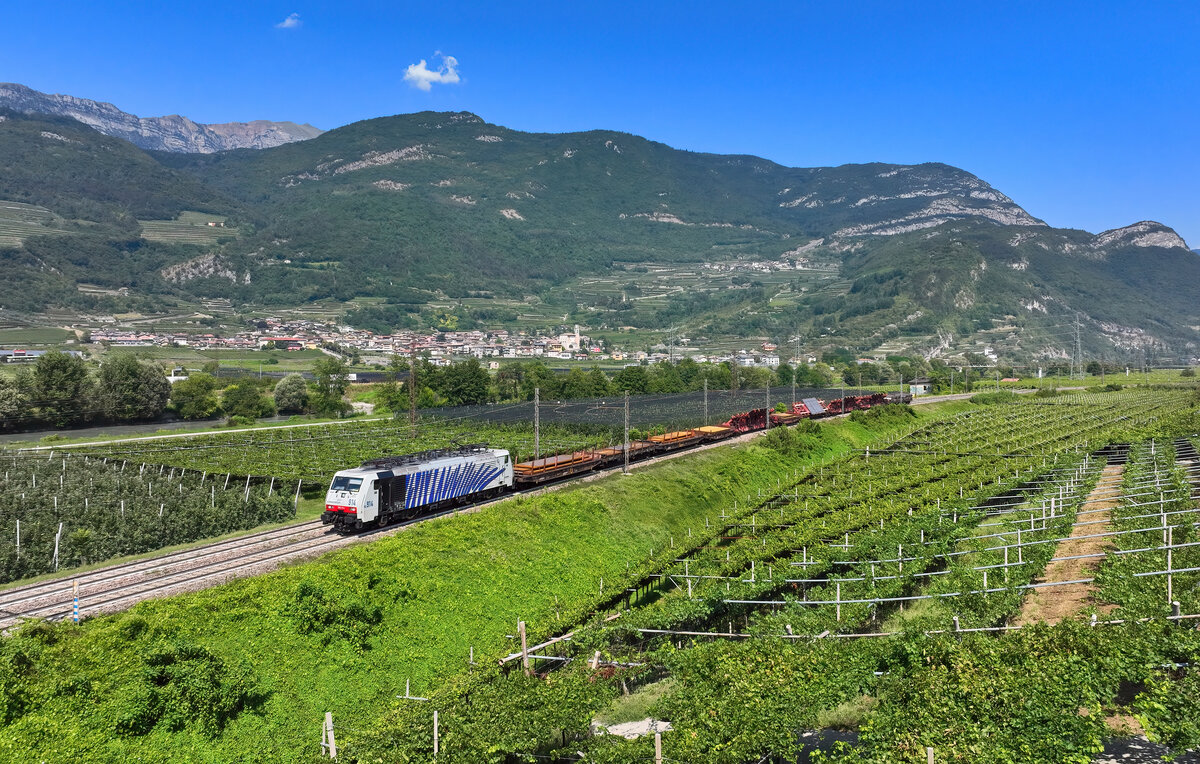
[4, 1, 1197, 245]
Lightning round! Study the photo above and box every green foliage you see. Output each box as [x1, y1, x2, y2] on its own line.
[613, 365, 650, 394]
[116, 639, 259, 736]
[0, 378, 29, 429]
[0, 643, 32, 725]
[1137, 668, 1200, 752]
[287, 578, 385, 651]
[220, 379, 274, 420]
[310, 356, 350, 416]
[0, 452, 296, 583]
[848, 402, 916, 426]
[272, 373, 308, 414]
[437, 357, 489, 405]
[96, 354, 170, 421]
[970, 390, 1020, 405]
[842, 626, 1114, 763]
[30, 350, 92, 427]
[762, 420, 825, 457]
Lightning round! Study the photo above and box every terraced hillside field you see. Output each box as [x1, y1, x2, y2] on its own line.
[137, 211, 237, 244]
[0, 200, 67, 247]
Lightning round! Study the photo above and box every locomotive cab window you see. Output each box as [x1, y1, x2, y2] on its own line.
[330, 476, 363, 493]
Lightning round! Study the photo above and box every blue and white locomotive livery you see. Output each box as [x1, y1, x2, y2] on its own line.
[322, 445, 513, 530]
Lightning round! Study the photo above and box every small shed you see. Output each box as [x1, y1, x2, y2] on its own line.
[909, 377, 933, 396]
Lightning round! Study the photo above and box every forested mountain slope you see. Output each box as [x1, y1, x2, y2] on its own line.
[1, 107, 1196, 359]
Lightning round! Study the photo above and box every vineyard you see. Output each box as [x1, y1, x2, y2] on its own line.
[75, 418, 618, 485]
[0, 200, 66, 248]
[0, 452, 295, 584]
[70, 385, 880, 487]
[339, 390, 1200, 762]
[2, 390, 1199, 763]
[421, 384, 855, 429]
[136, 211, 237, 245]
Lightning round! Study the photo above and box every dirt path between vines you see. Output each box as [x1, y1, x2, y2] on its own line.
[1015, 465, 1124, 625]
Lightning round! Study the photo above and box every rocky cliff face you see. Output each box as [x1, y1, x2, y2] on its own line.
[0, 83, 322, 153]
[1094, 221, 1190, 251]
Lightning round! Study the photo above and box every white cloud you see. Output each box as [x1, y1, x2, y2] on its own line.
[403, 53, 461, 91]
[275, 13, 301, 29]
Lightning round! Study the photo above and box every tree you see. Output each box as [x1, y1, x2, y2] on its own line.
[613, 365, 650, 394]
[558, 368, 592, 400]
[30, 350, 92, 427]
[518, 360, 558, 401]
[794, 362, 832, 388]
[775, 363, 794, 387]
[586, 366, 613, 397]
[0, 378, 29, 429]
[647, 361, 684, 393]
[376, 356, 411, 415]
[494, 361, 527, 401]
[311, 357, 350, 416]
[97, 354, 170, 421]
[676, 357, 700, 388]
[222, 380, 274, 420]
[273, 374, 309, 414]
[439, 358, 489, 406]
[416, 386, 442, 409]
[171, 373, 221, 420]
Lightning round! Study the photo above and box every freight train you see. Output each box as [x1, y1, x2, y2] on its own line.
[322, 391, 911, 531]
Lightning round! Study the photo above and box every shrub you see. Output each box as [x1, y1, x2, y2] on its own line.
[970, 390, 1020, 405]
[849, 403, 916, 425]
[288, 578, 383, 651]
[117, 640, 258, 736]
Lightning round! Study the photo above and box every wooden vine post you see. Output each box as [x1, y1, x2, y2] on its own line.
[518, 620, 530, 676]
[321, 711, 337, 758]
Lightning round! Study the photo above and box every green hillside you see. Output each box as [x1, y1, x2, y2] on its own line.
[1, 107, 1197, 362]
[0, 111, 243, 313]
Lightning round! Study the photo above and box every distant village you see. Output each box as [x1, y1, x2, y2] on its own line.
[86, 318, 797, 369]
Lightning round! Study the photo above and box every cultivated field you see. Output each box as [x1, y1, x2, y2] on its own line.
[0, 201, 67, 247]
[137, 211, 237, 244]
[2, 392, 1198, 763]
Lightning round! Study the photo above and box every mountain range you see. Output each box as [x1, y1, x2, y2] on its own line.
[0, 85, 1196, 364]
[0, 83, 321, 153]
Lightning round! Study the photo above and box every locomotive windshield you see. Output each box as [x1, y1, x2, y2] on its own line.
[330, 476, 363, 493]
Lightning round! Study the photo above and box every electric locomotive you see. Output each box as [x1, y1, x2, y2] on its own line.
[322, 445, 513, 530]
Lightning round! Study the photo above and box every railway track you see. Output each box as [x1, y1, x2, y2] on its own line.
[0, 520, 339, 629]
[0, 395, 965, 631]
[0, 453, 668, 630]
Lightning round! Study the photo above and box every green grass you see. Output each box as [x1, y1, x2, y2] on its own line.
[101, 346, 327, 372]
[595, 678, 678, 726]
[0, 327, 75, 345]
[0, 414, 390, 449]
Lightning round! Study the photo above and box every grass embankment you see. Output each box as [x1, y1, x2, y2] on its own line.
[0, 406, 946, 762]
